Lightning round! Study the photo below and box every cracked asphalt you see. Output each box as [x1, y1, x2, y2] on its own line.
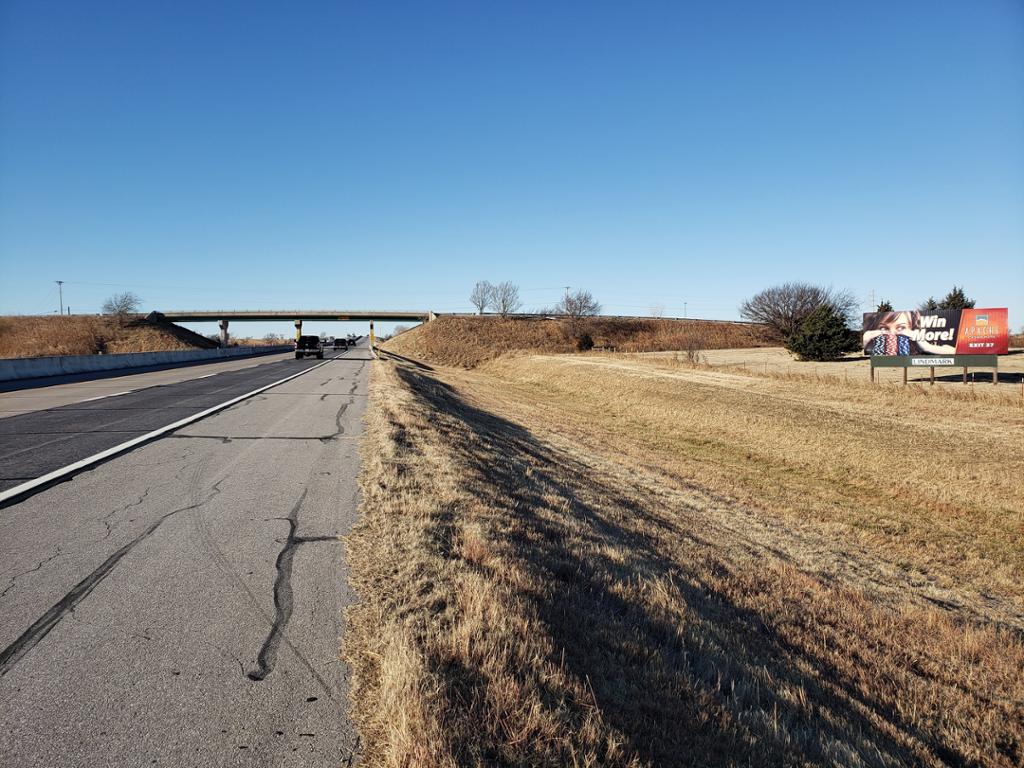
[0, 347, 369, 766]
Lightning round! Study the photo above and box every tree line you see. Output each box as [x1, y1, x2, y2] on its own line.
[469, 282, 601, 320]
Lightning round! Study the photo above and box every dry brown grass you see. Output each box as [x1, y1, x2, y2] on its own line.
[657, 346, 1024, 401]
[0, 314, 219, 358]
[345, 353, 1024, 767]
[383, 316, 770, 368]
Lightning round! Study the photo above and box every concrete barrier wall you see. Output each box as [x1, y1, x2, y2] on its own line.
[0, 345, 294, 382]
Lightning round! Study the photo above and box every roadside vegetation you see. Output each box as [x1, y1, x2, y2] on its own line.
[737, 282, 995, 363]
[0, 314, 217, 358]
[344, 328, 1024, 767]
[383, 315, 769, 368]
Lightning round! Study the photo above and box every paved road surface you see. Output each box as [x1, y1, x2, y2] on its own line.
[0, 351, 361, 495]
[0, 350, 303, 419]
[0, 348, 369, 766]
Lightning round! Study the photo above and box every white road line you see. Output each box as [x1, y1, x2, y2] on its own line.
[0, 359, 334, 506]
[78, 391, 133, 403]
[193, 373, 218, 380]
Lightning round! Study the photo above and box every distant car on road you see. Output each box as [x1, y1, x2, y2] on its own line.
[333, 338, 347, 349]
[294, 335, 324, 359]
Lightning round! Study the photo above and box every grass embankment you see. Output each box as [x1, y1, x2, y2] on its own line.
[0, 314, 219, 358]
[346, 349, 1023, 767]
[384, 316, 769, 368]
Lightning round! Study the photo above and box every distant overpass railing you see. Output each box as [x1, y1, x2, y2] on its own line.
[156, 310, 433, 322]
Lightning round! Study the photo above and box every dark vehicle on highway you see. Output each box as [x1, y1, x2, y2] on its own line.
[333, 338, 347, 349]
[294, 335, 324, 359]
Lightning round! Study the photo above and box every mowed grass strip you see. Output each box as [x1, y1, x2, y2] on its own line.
[345, 358, 1024, 767]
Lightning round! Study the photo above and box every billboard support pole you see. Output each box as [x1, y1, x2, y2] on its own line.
[930, 367, 934, 385]
[902, 367, 907, 386]
[963, 367, 968, 384]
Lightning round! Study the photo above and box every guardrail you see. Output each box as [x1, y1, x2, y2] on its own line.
[0, 345, 294, 382]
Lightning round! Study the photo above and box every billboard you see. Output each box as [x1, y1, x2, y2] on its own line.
[862, 308, 1008, 356]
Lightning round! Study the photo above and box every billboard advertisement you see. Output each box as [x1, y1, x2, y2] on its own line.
[862, 308, 1008, 356]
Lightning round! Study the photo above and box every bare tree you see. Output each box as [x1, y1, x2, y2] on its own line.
[557, 289, 602, 319]
[739, 283, 856, 340]
[102, 291, 142, 318]
[650, 304, 665, 318]
[393, 324, 410, 335]
[492, 281, 522, 318]
[469, 281, 494, 314]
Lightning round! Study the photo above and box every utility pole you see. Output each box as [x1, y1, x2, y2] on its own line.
[869, 289, 875, 310]
[683, 301, 687, 318]
[55, 281, 64, 315]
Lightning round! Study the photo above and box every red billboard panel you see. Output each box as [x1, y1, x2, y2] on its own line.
[955, 308, 1009, 355]
[863, 308, 1008, 356]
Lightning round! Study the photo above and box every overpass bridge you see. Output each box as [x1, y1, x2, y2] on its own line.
[153, 310, 434, 346]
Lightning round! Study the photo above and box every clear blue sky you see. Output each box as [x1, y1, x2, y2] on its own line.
[2, 0, 1022, 338]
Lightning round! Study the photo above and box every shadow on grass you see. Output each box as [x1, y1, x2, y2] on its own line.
[376, 348, 435, 371]
[393, 362, 983, 767]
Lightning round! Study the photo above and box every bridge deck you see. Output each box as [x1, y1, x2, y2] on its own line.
[160, 310, 430, 322]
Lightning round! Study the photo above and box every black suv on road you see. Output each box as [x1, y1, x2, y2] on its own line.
[294, 335, 324, 359]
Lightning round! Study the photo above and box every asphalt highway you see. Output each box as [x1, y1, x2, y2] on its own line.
[0, 349, 301, 419]
[0, 346, 369, 766]
[0, 351, 348, 494]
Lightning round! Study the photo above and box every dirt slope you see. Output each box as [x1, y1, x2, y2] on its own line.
[383, 316, 769, 368]
[0, 314, 219, 359]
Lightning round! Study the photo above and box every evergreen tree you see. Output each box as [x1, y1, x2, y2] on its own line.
[938, 285, 975, 309]
[919, 297, 939, 311]
[876, 300, 893, 312]
[786, 304, 860, 361]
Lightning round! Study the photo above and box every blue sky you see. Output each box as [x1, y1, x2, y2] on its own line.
[1, 0, 1022, 338]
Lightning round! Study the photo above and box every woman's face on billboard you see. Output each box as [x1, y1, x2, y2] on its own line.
[882, 312, 912, 334]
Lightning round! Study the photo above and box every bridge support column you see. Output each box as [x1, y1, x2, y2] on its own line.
[218, 319, 229, 348]
[294, 319, 303, 342]
[369, 320, 375, 349]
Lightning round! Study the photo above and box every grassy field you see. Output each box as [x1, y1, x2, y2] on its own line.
[345, 338, 1024, 767]
[0, 314, 218, 358]
[686, 346, 1024, 394]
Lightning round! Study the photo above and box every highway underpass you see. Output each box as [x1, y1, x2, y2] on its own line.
[152, 310, 434, 346]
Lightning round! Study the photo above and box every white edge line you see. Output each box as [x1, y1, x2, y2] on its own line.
[193, 373, 218, 380]
[78, 390, 134, 403]
[0, 359, 334, 506]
